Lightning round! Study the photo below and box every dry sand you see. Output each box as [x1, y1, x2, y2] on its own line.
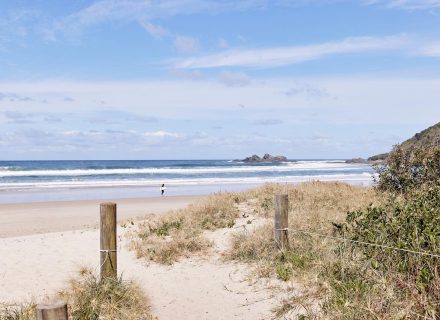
[0, 196, 297, 319]
[0, 195, 203, 237]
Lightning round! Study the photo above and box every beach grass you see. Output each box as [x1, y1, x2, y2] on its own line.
[128, 181, 379, 317]
[0, 269, 152, 320]
[58, 268, 152, 320]
[0, 304, 35, 320]
[129, 192, 241, 264]
[127, 178, 440, 318]
[227, 180, 440, 318]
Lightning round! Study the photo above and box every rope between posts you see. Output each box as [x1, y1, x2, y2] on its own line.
[98, 249, 116, 272]
[287, 228, 440, 259]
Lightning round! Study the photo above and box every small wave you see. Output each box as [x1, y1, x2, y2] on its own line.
[0, 173, 375, 191]
[0, 162, 369, 177]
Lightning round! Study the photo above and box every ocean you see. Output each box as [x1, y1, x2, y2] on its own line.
[0, 160, 374, 203]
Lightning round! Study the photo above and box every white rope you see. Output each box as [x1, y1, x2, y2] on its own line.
[289, 228, 440, 259]
[275, 228, 289, 231]
[98, 249, 117, 273]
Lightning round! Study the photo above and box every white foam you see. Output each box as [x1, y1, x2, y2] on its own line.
[0, 173, 375, 191]
[0, 162, 369, 177]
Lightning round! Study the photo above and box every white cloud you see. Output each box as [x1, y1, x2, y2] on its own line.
[143, 131, 181, 138]
[174, 35, 199, 53]
[1, 76, 440, 127]
[140, 21, 169, 38]
[219, 71, 252, 86]
[170, 69, 205, 80]
[52, 0, 260, 37]
[50, 0, 349, 40]
[417, 42, 440, 56]
[252, 119, 283, 125]
[365, 0, 440, 10]
[174, 35, 408, 69]
[284, 82, 330, 99]
[2, 76, 440, 159]
[0, 9, 42, 47]
[217, 38, 229, 49]
[62, 130, 81, 136]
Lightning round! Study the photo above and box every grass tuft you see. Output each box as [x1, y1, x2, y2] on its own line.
[58, 269, 152, 320]
[0, 304, 35, 320]
[1, 269, 152, 320]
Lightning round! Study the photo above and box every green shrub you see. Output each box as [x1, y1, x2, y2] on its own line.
[341, 185, 440, 316]
[375, 145, 440, 194]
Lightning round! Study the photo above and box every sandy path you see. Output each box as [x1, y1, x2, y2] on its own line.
[0, 195, 203, 238]
[0, 197, 303, 319]
[0, 224, 285, 319]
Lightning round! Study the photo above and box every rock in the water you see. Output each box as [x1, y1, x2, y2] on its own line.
[345, 157, 368, 164]
[242, 154, 262, 162]
[242, 154, 287, 162]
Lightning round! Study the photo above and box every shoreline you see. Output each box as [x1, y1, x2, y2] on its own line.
[0, 195, 204, 238]
[0, 176, 373, 204]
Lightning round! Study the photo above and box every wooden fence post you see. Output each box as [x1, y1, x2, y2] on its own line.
[100, 202, 117, 281]
[274, 194, 289, 250]
[36, 301, 68, 320]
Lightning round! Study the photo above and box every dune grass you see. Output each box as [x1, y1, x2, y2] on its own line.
[0, 304, 35, 320]
[226, 181, 440, 319]
[58, 268, 152, 320]
[129, 192, 241, 264]
[0, 269, 152, 320]
[129, 180, 439, 318]
[226, 182, 377, 283]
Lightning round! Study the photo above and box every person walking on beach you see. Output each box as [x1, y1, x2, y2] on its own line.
[160, 183, 166, 196]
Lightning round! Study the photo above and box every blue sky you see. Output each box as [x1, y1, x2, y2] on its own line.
[1, 0, 440, 160]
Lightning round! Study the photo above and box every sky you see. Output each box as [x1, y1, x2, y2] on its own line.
[1, 0, 440, 160]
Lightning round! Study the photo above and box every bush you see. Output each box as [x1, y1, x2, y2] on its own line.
[344, 186, 440, 273]
[375, 145, 440, 194]
[326, 144, 440, 318]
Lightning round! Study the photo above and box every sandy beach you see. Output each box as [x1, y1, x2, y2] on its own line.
[0, 195, 203, 238]
[0, 194, 286, 319]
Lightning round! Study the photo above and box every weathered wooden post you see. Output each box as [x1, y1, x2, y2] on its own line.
[274, 194, 289, 250]
[100, 202, 117, 281]
[36, 301, 68, 320]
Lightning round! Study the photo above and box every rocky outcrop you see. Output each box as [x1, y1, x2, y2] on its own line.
[345, 157, 384, 164]
[242, 153, 288, 163]
[345, 157, 369, 164]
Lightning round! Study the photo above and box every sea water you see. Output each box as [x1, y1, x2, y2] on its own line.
[0, 160, 374, 203]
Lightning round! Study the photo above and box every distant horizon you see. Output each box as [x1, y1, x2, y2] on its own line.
[0, 158, 355, 162]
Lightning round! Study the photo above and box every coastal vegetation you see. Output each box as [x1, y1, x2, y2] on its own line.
[129, 135, 440, 318]
[0, 269, 152, 320]
[4, 125, 439, 319]
[129, 192, 241, 264]
[57, 268, 152, 320]
[228, 144, 440, 318]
